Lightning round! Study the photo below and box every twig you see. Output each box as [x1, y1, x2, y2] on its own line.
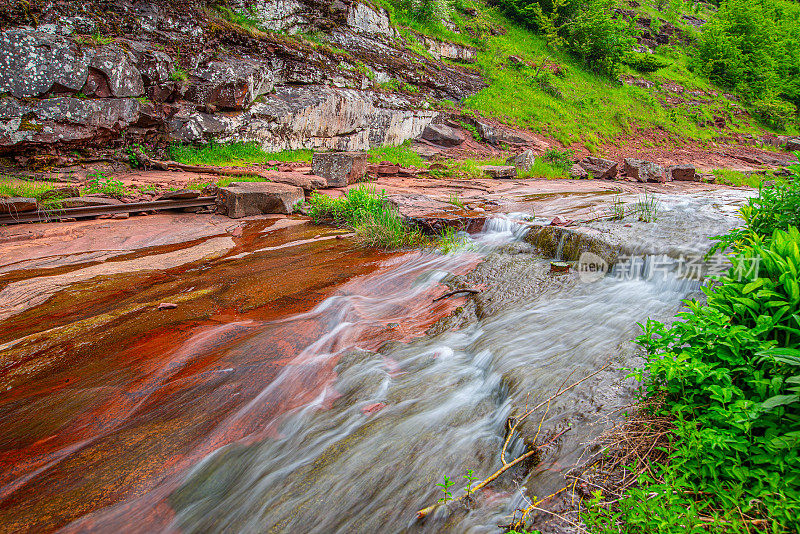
[432, 288, 481, 302]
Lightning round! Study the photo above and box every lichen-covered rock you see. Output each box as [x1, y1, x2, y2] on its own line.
[623, 158, 665, 183]
[0, 28, 91, 97]
[231, 0, 310, 33]
[0, 96, 140, 150]
[579, 157, 618, 180]
[419, 35, 477, 63]
[89, 45, 144, 98]
[186, 56, 274, 110]
[347, 2, 394, 36]
[217, 182, 304, 217]
[312, 151, 368, 187]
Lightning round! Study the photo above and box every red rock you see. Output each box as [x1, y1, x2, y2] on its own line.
[361, 402, 387, 415]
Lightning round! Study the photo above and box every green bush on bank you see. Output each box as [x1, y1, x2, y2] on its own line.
[589, 165, 800, 532]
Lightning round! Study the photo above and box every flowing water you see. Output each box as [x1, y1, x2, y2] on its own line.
[0, 191, 750, 533]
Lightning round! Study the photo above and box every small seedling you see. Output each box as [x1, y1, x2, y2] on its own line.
[436, 475, 455, 504]
[463, 469, 479, 499]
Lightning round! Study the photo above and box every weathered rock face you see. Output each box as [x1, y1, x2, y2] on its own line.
[579, 157, 618, 180]
[787, 138, 800, 152]
[312, 151, 368, 187]
[506, 150, 536, 171]
[667, 164, 698, 181]
[217, 182, 304, 217]
[623, 158, 665, 183]
[421, 123, 465, 147]
[0, 0, 485, 157]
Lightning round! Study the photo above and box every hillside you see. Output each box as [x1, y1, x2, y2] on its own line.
[0, 0, 798, 177]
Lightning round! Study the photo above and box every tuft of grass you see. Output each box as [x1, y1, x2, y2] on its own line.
[0, 177, 65, 210]
[367, 141, 427, 167]
[169, 67, 188, 82]
[170, 142, 313, 167]
[447, 193, 465, 208]
[84, 172, 127, 197]
[307, 185, 426, 249]
[632, 191, 659, 222]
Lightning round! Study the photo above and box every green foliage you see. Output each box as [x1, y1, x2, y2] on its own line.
[540, 147, 573, 171]
[170, 67, 188, 82]
[608, 195, 625, 220]
[712, 168, 763, 188]
[492, 0, 637, 76]
[367, 141, 426, 167]
[462, 469, 479, 497]
[458, 120, 483, 141]
[169, 142, 312, 166]
[0, 177, 55, 200]
[626, 227, 800, 531]
[306, 185, 426, 249]
[693, 0, 800, 129]
[751, 96, 797, 130]
[447, 192, 465, 208]
[84, 172, 126, 197]
[438, 226, 473, 253]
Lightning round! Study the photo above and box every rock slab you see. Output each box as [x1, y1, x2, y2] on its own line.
[569, 164, 588, 179]
[420, 123, 465, 147]
[217, 182, 304, 218]
[0, 197, 37, 214]
[578, 157, 618, 180]
[787, 138, 800, 152]
[623, 158, 665, 183]
[480, 165, 517, 179]
[667, 164, 698, 182]
[312, 152, 368, 188]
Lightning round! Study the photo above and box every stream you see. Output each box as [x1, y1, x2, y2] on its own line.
[0, 191, 750, 533]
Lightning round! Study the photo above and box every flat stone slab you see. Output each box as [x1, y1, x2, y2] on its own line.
[0, 197, 37, 214]
[480, 165, 517, 179]
[311, 152, 368, 188]
[217, 182, 304, 218]
[385, 193, 486, 233]
[157, 189, 200, 200]
[61, 197, 123, 208]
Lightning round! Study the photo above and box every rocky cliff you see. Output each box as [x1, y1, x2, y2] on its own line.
[0, 0, 484, 160]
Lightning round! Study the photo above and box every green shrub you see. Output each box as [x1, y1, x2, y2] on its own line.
[307, 185, 426, 249]
[541, 147, 573, 171]
[751, 97, 797, 130]
[623, 52, 669, 73]
[492, 0, 637, 76]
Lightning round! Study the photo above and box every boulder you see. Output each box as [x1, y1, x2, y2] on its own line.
[89, 45, 144, 98]
[0, 28, 91, 98]
[157, 189, 200, 200]
[0, 197, 37, 214]
[506, 150, 536, 171]
[421, 123, 465, 147]
[312, 151, 368, 187]
[480, 165, 517, 179]
[473, 120, 531, 147]
[217, 182, 304, 218]
[667, 164, 698, 182]
[578, 157, 618, 180]
[623, 158, 665, 183]
[787, 138, 800, 152]
[569, 164, 588, 179]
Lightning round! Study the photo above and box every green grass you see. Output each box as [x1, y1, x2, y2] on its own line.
[170, 142, 313, 167]
[0, 177, 54, 200]
[713, 168, 768, 188]
[367, 141, 427, 167]
[306, 185, 426, 249]
[518, 159, 569, 179]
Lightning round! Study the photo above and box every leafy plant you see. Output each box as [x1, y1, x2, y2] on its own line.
[170, 67, 189, 82]
[541, 148, 573, 172]
[84, 172, 126, 197]
[436, 475, 455, 504]
[459, 120, 483, 141]
[462, 469, 479, 499]
[632, 191, 659, 222]
[448, 193, 465, 208]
